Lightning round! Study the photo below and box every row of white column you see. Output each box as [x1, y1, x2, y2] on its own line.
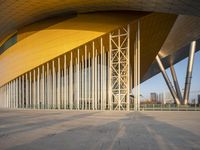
[0, 38, 110, 110]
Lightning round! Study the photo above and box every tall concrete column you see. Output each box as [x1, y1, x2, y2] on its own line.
[156, 55, 180, 105]
[183, 41, 196, 105]
[170, 65, 183, 103]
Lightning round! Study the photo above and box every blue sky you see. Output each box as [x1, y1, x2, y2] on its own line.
[140, 51, 200, 101]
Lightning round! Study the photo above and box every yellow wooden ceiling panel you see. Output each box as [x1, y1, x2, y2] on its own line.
[0, 12, 143, 87]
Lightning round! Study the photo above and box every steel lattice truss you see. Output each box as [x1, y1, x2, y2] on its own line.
[110, 25, 130, 110]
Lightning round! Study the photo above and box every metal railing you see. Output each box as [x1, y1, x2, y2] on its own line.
[139, 104, 200, 111]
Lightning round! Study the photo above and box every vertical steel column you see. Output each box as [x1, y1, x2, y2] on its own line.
[134, 21, 141, 111]
[61, 70, 64, 109]
[13, 81, 15, 108]
[100, 38, 103, 110]
[16, 78, 18, 108]
[77, 49, 80, 110]
[12, 81, 14, 108]
[102, 47, 105, 110]
[12, 81, 13, 108]
[22, 75, 24, 108]
[183, 41, 196, 105]
[66, 67, 69, 109]
[69, 52, 73, 110]
[8, 83, 9, 108]
[6, 84, 8, 108]
[57, 58, 60, 109]
[33, 70, 36, 109]
[127, 25, 130, 111]
[156, 55, 180, 105]
[13, 80, 15, 108]
[137, 22, 140, 111]
[82, 56, 84, 110]
[52, 60, 55, 109]
[170, 65, 183, 103]
[95, 49, 98, 110]
[74, 58, 77, 109]
[9, 83, 11, 108]
[42, 65, 45, 109]
[108, 36, 112, 110]
[14, 81, 16, 108]
[47, 62, 50, 109]
[29, 72, 32, 108]
[97, 55, 100, 109]
[10, 82, 11, 108]
[64, 55, 67, 109]
[11, 81, 13, 108]
[9, 82, 11, 108]
[92, 42, 95, 110]
[118, 29, 121, 110]
[26, 73, 28, 108]
[14, 80, 16, 108]
[88, 53, 91, 110]
[37, 67, 40, 109]
[10, 82, 12, 108]
[85, 45, 87, 110]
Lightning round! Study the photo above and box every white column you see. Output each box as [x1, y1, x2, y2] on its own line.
[85, 45, 87, 110]
[52, 60, 56, 109]
[16, 78, 18, 108]
[108, 49, 112, 110]
[64, 55, 67, 109]
[97, 55, 100, 110]
[82, 56, 84, 110]
[37, 67, 40, 109]
[183, 41, 196, 105]
[127, 24, 130, 111]
[69, 52, 73, 109]
[26, 73, 28, 108]
[47, 62, 50, 109]
[29, 72, 32, 108]
[100, 38, 103, 110]
[34, 70, 36, 109]
[66, 67, 69, 109]
[60, 70, 64, 109]
[95, 49, 98, 110]
[42, 65, 45, 109]
[103, 49, 106, 110]
[77, 49, 80, 110]
[22, 75, 24, 108]
[57, 58, 60, 109]
[88, 52, 91, 110]
[92, 42, 95, 110]
[6, 84, 8, 108]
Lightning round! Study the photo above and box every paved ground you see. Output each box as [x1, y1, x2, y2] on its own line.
[0, 109, 200, 150]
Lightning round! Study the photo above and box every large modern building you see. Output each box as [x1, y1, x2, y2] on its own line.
[0, 1, 200, 111]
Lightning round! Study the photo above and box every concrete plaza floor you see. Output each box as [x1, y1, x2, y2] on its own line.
[0, 109, 200, 150]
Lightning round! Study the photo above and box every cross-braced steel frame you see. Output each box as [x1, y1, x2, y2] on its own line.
[109, 25, 130, 111]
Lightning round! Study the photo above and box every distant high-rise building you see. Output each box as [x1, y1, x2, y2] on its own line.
[158, 92, 164, 104]
[198, 94, 200, 105]
[164, 91, 174, 104]
[150, 92, 158, 103]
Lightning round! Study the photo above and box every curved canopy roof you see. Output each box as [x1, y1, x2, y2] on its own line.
[0, 1, 200, 86]
[0, 0, 200, 42]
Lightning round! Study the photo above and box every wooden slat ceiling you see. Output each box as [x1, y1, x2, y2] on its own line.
[0, 12, 145, 87]
[130, 13, 177, 80]
[159, 15, 200, 58]
[0, 12, 177, 87]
